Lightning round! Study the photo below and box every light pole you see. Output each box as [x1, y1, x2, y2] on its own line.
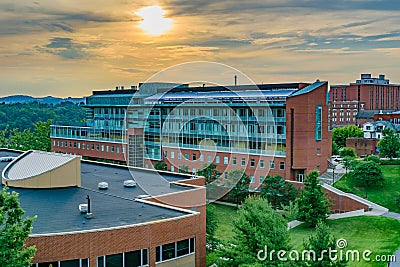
[332, 168, 335, 185]
[365, 178, 369, 199]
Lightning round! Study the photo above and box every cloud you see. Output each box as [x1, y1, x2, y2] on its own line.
[37, 37, 87, 59]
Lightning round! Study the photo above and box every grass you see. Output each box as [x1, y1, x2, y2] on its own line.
[210, 203, 237, 242]
[209, 203, 400, 267]
[334, 165, 400, 212]
[290, 216, 400, 267]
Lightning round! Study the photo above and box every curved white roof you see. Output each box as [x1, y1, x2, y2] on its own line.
[3, 151, 78, 181]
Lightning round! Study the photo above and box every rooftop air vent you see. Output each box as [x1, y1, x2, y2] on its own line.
[98, 182, 109, 190]
[79, 203, 88, 213]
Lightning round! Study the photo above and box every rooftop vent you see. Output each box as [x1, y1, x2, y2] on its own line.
[79, 203, 88, 213]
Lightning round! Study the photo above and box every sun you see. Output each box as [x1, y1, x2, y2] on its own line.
[136, 6, 172, 36]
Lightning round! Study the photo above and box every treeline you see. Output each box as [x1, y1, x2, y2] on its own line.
[0, 102, 86, 151]
[0, 102, 86, 132]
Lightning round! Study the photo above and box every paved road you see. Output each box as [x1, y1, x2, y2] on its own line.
[382, 212, 400, 266]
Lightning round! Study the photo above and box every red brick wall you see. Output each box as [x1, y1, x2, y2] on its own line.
[346, 137, 378, 156]
[286, 83, 331, 180]
[27, 212, 204, 266]
[289, 181, 370, 213]
[51, 138, 127, 162]
[155, 149, 286, 187]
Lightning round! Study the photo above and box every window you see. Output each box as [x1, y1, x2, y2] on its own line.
[106, 145, 109, 152]
[315, 105, 322, 141]
[250, 175, 255, 183]
[170, 151, 175, 159]
[316, 148, 321, 156]
[97, 249, 148, 267]
[78, 143, 81, 149]
[279, 162, 285, 170]
[178, 152, 182, 160]
[111, 146, 114, 152]
[82, 143, 85, 150]
[91, 144, 95, 150]
[96, 144, 100, 151]
[116, 146, 120, 153]
[260, 176, 265, 184]
[224, 156, 228, 165]
[260, 160, 265, 168]
[270, 160, 275, 169]
[250, 159, 255, 167]
[232, 157, 237, 165]
[184, 153, 189, 160]
[207, 155, 212, 163]
[200, 154, 204, 162]
[156, 238, 195, 263]
[192, 153, 197, 160]
[164, 151, 168, 158]
[241, 158, 246, 166]
[101, 145, 104, 152]
[171, 165, 175, 172]
[277, 126, 285, 135]
[216, 156, 220, 164]
[33, 258, 89, 267]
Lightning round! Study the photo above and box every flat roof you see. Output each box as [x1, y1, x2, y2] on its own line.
[0, 150, 197, 235]
[145, 89, 297, 104]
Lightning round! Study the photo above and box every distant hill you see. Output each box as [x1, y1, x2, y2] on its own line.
[0, 95, 85, 104]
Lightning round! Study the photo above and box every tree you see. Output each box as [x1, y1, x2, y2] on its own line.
[332, 141, 339, 156]
[260, 174, 297, 209]
[349, 160, 384, 186]
[342, 156, 353, 175]
[178, 165, 189, 174]
[377, 128, 400, 159]
[227, 169, 250, 208]
[339, 147, 356, 159]
[218, 197, 291, 266]
[31, 120, 52, 152]
[363, 154, 381, 164]
[198, 163, 221, 184]
[154, 161, 167, 171]
[303, 221, 347, 267]
[206, 204, 218, 251]
[332, 126, 363, 148]
[0, 187, 36, 266]
[297, 170, 331, 227]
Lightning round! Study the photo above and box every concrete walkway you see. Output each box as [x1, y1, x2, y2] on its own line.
[382, 212, 400, 266]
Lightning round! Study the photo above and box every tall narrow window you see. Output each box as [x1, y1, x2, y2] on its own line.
[315, 105, 322, 141]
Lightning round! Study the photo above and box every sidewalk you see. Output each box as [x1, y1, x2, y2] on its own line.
[382, 212, 400, 266]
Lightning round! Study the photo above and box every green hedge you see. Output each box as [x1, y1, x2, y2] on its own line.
[380, 159, 400, 165]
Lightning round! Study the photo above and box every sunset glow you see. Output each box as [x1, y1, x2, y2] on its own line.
[137, 6, 172, 36]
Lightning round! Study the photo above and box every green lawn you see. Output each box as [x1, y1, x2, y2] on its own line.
[209, 203, 400, 267]
[210, 203, 237, 242]
[291, 216, 400, 267]
[334, 165, 400, 212]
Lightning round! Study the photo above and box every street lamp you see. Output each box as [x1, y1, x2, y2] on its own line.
[365, 178, 369, 199]
[332, 168, 335, 185]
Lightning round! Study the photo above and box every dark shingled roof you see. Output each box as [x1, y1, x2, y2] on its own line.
[356, 110, 394, 119]
[0, 150, 196, 235]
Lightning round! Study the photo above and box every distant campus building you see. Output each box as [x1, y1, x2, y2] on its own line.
[329, 73, 400, 128]
[51, 80, 332, 184]
[0, 149, 206, 267]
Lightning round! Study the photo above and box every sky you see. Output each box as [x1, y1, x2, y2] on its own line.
[0, 0, 400, 97]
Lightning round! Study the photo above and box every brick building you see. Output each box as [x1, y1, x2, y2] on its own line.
[0, 149, 206, 267]
[52, 80, 331, 187]
[329, 74, 400, 128]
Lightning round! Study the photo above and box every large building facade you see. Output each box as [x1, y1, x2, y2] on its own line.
[51, 80, 331, 186]
[329, 73, 400, 128]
